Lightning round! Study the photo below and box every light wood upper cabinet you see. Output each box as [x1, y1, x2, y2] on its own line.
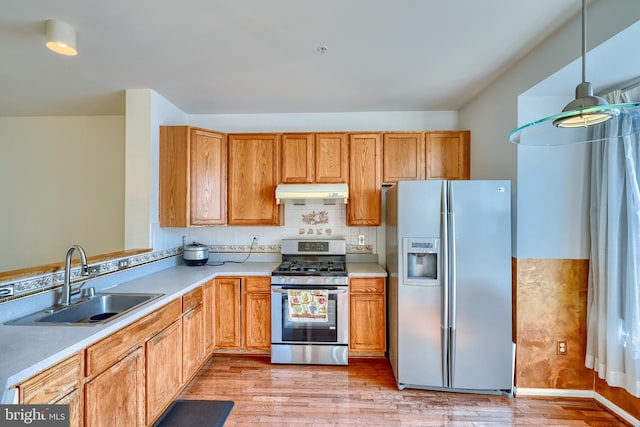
[382, 132, 424, 184]
[281, 133, 314, 183]
[383, 131, 470, 183]
[281, 133, 348, 184]
[349, 277, 386, 354]
[425, 131, 470, 180]
[348, 133, 382, 226]
[228, 133, 281, 225]
[315, 133, 348, 183]
[159, 126, 227, 227]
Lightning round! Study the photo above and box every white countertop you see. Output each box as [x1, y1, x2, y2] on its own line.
[0, 261, 386, 402]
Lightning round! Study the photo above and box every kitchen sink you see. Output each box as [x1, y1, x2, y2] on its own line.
[5, 293, 164, 326]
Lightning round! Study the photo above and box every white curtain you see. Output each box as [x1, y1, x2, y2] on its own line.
[586, 87, 640, 397]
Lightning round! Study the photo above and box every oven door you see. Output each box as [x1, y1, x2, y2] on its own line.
[271, 285, 348, 345]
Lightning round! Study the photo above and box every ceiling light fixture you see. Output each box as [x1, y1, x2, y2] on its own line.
[509, 0, 640, 145]
[46, 19, 77, 56]
[552, 0, 615, 128]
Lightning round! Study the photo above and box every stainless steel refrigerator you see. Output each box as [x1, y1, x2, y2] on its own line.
[386, 180, 513, 395]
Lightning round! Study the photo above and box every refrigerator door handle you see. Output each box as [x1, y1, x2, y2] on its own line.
[441, 181, 450, 387]
[450, 327, 457, 386]
[448, 181, 458, 387]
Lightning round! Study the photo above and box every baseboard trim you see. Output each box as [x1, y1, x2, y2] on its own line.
[515, 388, 639, 426]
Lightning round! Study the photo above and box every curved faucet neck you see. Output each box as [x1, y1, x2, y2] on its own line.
[62, 245, 89, 306]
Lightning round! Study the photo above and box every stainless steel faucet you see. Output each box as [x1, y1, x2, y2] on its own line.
[61, 245, 90, 306]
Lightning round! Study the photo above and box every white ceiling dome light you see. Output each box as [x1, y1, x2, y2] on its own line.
[46, 19, 78, 56]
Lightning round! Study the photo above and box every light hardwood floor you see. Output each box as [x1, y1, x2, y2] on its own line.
[179, 355, 630, 426]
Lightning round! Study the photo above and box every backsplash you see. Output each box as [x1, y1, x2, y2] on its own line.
[0, 248, 181, 303]
[155, 201, 378, 255]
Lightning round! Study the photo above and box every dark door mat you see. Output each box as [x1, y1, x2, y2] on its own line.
[153, 400, 234, 427]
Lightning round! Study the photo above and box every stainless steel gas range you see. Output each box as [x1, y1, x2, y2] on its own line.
[271, 239, 349, 365]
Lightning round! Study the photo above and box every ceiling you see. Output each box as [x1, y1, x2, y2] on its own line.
[0, 0, 586, 117]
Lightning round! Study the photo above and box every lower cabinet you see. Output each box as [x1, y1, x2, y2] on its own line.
[214, 277, 242, 348]
[84, 298, 182, 427]
[182, 287, 206, 381]
[349, 277, 387, 355]
[213, 276, 271, 353]
[18, 352, 83, 427]
[146, 319, 183, 425]
[243, 277, 271, 350]
[85, 347, 146, 427]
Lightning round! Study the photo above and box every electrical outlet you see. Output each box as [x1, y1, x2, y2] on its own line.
[117, 259, 129, 270]
[0, 284, 15, 298]
[358, 235, 366, 245]
[557, 340, 567, 355]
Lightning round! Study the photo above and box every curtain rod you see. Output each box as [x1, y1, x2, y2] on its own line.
[599, 76, 640, 96]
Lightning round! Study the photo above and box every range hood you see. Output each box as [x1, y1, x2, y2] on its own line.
[275, 183, 349, 205]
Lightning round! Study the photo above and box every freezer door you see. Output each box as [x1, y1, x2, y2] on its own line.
[396, 180, 446, 388]
[448, 180, 512, 391]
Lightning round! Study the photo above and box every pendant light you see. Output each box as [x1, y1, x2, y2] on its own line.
[509, 0, 640, 145]
[552, 0, 615, 128]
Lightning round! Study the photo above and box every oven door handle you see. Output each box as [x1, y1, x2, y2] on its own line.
[271, 289, 348, 295]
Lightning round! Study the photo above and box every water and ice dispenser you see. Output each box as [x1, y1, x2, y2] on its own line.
[403, 237, 439, 286]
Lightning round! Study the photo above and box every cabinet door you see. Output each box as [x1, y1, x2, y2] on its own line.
[214, 278, 242, 348]
[348, 133, 381, 226]
[203, 280, 215, 353]
[190, 129, 227, 225]
[183, 304, 205, 380]
[281, 133, 314, 183]
[244, 291, 271, 350]
[228, 134, 281, 225]
[315, 133, 348, 183]
[159, 126, 226, 227]
[19, 353, 81, 404]
[56, 389, 82, 427]
[159, 126, 190, 227]
[19, 353, 83, 427]
[146, 319, 182, 425]
[85, 347, 145, 427]
[425, 131, 470, 180]
[349, 278, 386, 353]
[382, 132, 424, 184]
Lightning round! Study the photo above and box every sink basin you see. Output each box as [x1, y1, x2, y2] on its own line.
[5, 293, 164, 326]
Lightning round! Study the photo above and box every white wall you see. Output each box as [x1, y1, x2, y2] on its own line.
[459, 0, 640, 259]
[125, 89, 188, 251]
[0, 116, 125, 271]
[188, 111, 457, 133]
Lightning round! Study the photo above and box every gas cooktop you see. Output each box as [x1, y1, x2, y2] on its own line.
[273, 259, 347, 276]
[272, 239, 348, 277]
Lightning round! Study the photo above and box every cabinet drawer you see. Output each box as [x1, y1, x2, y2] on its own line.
[244, 276, 271, 293]
[182, 286, 203, 312]
[86, 298, 181, 376]
[20, 353, 82, 404]
[350, 277, 385, 294]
